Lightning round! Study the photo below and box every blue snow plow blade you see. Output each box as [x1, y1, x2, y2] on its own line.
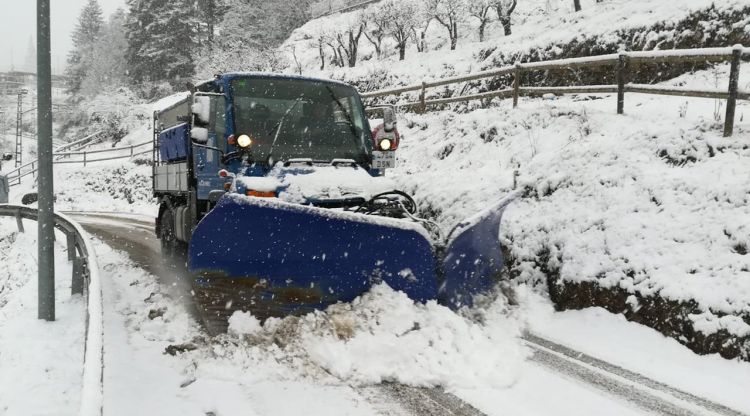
[188, 192, 517, 318]
[438, 194, 517, 309]
[189, 194, 440, 318]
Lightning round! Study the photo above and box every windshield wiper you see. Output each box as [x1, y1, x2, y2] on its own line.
[324, 85, 359, 137]
[266, 97, 303, 166]
[324, 85, 364, 157]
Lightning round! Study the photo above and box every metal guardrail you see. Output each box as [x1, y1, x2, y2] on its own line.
[0, 205, 104, 416]
[5, 139, 151, 187]
[362, 45, 749, 137]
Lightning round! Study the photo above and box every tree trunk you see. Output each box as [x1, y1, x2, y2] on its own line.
[450, 22, 458, 50]
[399, 43, 406, 60]
[478, 21, 486, 42]
[318, 43, 325, 70]
[573, 0, 582, 11]
[500, 16, 512, 36]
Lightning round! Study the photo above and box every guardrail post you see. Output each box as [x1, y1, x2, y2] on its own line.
[15, 209, 24, 233]
[83, 151, 87, 167]
[71, 256, 86, 296]
[513, 63, 522, 108]
[724, 46, 742, 137]
[66, 232, 77, 261]
[617, 53, 629, 115]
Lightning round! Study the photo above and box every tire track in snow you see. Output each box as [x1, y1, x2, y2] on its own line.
[357, 384, 487, 416]
[524, 334, 747, 416]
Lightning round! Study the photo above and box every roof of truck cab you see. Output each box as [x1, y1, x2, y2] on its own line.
[219, 72, 355, 88]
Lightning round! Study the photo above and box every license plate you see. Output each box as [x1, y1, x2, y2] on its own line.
[372, 151, 396, 169]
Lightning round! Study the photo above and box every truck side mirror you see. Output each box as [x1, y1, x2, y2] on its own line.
[2, 153, 12, 161]
[382, 106, 397, 133]
[192, 96, 212, 125]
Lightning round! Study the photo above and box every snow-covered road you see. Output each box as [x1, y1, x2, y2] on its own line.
[65, 212, 750, 416]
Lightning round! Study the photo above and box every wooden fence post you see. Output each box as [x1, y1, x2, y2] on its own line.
[418, 82, 427, 114]
[617, 53, 629, 115]
[83, 151, 87, 167]
[512, 63, 521, 108]
[724, 46, 742, 137]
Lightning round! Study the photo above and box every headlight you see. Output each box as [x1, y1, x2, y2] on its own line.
[237, 134, 253, 148]
[379, 138, 392, 151]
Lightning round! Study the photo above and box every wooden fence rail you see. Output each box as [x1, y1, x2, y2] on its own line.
[362, 45, 749, 137]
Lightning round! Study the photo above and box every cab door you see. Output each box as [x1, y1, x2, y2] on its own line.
[193, 94, 228, 201]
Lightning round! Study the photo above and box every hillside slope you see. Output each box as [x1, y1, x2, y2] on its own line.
[282, 0, 749, 90]
[385, 61, 750, 359]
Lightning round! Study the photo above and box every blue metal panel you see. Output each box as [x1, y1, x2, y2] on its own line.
[189, 195, 440, 315]
[438, 195, 515, 309]
[173, 124, 189, 160]
[158, 123, 189, 163]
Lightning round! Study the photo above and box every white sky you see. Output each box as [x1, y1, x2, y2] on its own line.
[0, 0, 126, 74]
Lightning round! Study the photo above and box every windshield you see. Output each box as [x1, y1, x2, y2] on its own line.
[230, 77, 371, 164]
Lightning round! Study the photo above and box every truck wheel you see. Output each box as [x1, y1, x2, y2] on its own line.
[160, 209, 177, 259]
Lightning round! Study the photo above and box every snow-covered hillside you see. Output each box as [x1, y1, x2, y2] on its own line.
[386, 62, 750, 356]
[282, 0, 749, 89]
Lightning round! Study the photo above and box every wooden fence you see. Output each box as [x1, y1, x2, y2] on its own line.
[361, 45, 749, 137]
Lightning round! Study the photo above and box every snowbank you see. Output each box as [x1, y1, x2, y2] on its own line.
[0, 220, 85, 415]
[298, 284, 526, 389]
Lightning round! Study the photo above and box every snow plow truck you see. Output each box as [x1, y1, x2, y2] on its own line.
[153, 73, 514, 332]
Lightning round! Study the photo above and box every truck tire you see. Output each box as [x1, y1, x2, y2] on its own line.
[159, 209, 178, 259]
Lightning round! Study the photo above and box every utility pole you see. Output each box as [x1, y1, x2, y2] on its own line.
[37, 0, 55, 321]
[15, 89, 27, 168]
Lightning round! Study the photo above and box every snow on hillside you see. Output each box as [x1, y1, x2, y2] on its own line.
[283, 0, 749, 88]
[3, 96, 157, 216]
[387, 62, 750, 338]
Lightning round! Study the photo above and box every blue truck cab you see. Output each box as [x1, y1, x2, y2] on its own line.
[152, 73, 399, 253]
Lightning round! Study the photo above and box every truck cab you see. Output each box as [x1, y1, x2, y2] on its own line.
[153, 73, 398, 255]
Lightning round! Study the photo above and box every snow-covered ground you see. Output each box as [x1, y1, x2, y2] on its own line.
[0, 219, 85, 415]
[8, 213, 747, 415]
[386, 62, 750, 341]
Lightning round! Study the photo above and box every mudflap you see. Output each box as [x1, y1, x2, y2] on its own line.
[189, 194, 440, 320]
[438, 192, 518, 309]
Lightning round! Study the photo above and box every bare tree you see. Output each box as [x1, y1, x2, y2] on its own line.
[426, 0, 467, 50]
[362, 6, 391, 59]
[410, 3, 432, 53]
[324, 34, 345, 67]
[493, 0, 517, 36]
[335, 16, 365, 67]
[467, 0, 493, 42]
[380, 0, 420, 60]
[309, 34, 327, 70]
